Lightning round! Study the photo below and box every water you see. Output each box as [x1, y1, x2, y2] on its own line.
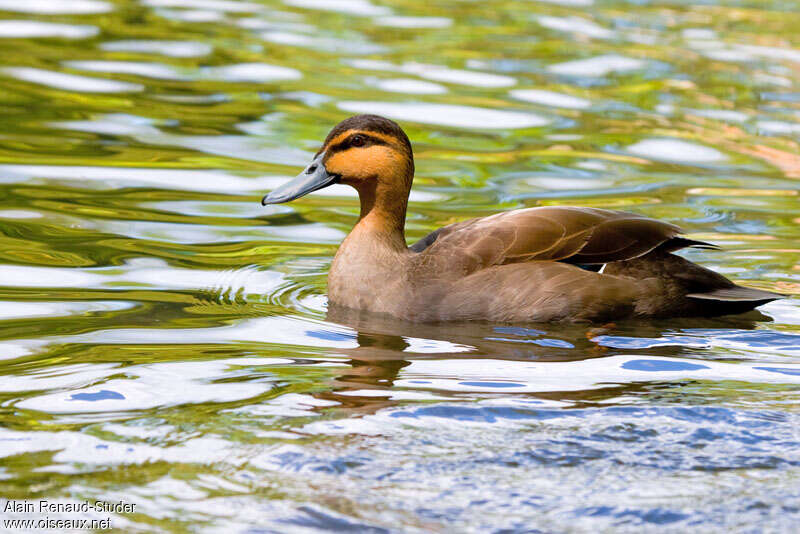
[0, 0, 798, 531]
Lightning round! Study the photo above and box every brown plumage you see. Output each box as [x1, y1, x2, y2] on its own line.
[262, 114, 783, 323]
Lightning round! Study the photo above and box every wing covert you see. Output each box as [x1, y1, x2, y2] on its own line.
[409, 206, 684, 277]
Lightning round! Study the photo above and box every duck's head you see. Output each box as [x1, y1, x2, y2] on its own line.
[262, 114, 414, 206]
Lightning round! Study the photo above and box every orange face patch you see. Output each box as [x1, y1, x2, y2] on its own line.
[324, 145, 402, 183]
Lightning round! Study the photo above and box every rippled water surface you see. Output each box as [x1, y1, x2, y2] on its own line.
[0, 0, 799, 531]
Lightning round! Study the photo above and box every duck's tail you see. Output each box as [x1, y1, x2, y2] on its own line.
[683, 285, 784, 316]
[686, 285, 782, 303]
[603, 251, 785, 318]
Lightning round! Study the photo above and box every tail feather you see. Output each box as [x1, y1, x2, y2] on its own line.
[687, 285, 785, 303]
[604, 250, 784, 318]
[659, 237, 721, 252]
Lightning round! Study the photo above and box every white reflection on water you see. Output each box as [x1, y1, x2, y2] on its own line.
[0, 162, 442, 202]
[92, 219, 345, 244]
[688, 108, 749, 123]
[0, 428, 241, 465]
[536, 15, 615, 40]
[395, 356, 800, 394]
[65, 60, 192, 80]
[682, 28, 716, 40]
[625, 138, 726, 164]
[235, 17, 315, 32]
[401, 62, 516, 88]
[0, 257, 285, 294]
[0, 209, 43, 219]
[143, 0, 263, 12]
[523, 174, 613, 190]
[64, 60, 302, 83]
[154, 92, 231, 104]
[260, 31, 386, 54]
[0, 301, 134, 320]
[141, 200, 284, 218]
[374, 16, 452, 28]
[760, 299, 800, 326]
[203, 63, 302, 82]
[43, 315, 357, 350]
[756, 120, 800, 136]
[1, 67, 143, 93]
[344, 58, 397, 71]
[334, 389, 449, 401]
[169, 135, 311, 166]
[0, 362, 119, 393]
[734, 44, 800, 64]
[100, 40, 213, 58]
[691, 40, 800, 66]
[0, 0, 112, 14]
[15, 358, 287, 413]
[753, 73, 793, 87]
[346, 59, 516, 88]
[283, 0, 391, 17]
[547, 54, 647, 77]
[154, 8, 225, 22]
[402, 337, 473, 354]
[7, 347, 798, 414]
[0, 341, 39, 361]
[0, 164, 290, 193]
[0, 21, 98, 39]
[510, 88, 591, 109]
[88, 111, 296, 159]
[338, 101, 549, 129]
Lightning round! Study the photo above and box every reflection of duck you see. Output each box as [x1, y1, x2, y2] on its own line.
[313, 312, 772, 415]
[262, 114, 783, 322]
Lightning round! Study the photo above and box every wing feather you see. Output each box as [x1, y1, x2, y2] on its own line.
[410, 206, 687, 277]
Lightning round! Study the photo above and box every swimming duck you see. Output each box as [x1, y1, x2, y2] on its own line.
[262, 114, 782, 323]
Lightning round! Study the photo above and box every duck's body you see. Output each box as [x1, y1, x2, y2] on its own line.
[263, 114, 782, 323]
[328, 205, 777, 322]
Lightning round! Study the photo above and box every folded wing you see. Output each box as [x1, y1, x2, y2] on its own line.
[410, 206, 698, 277]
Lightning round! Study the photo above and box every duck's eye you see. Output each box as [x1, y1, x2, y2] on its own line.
[350, 135, 366, 147]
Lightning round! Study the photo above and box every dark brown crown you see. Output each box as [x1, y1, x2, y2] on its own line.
[324, 114, 412, 155]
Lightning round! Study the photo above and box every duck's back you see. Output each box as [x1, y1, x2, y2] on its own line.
[401, 206, 781, 322]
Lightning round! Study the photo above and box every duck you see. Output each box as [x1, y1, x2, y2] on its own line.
[261, 114, 783, 323]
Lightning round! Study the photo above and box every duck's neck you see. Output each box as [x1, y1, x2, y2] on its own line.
[328, 178, 411, 311]
[348, 180, 409, 252]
